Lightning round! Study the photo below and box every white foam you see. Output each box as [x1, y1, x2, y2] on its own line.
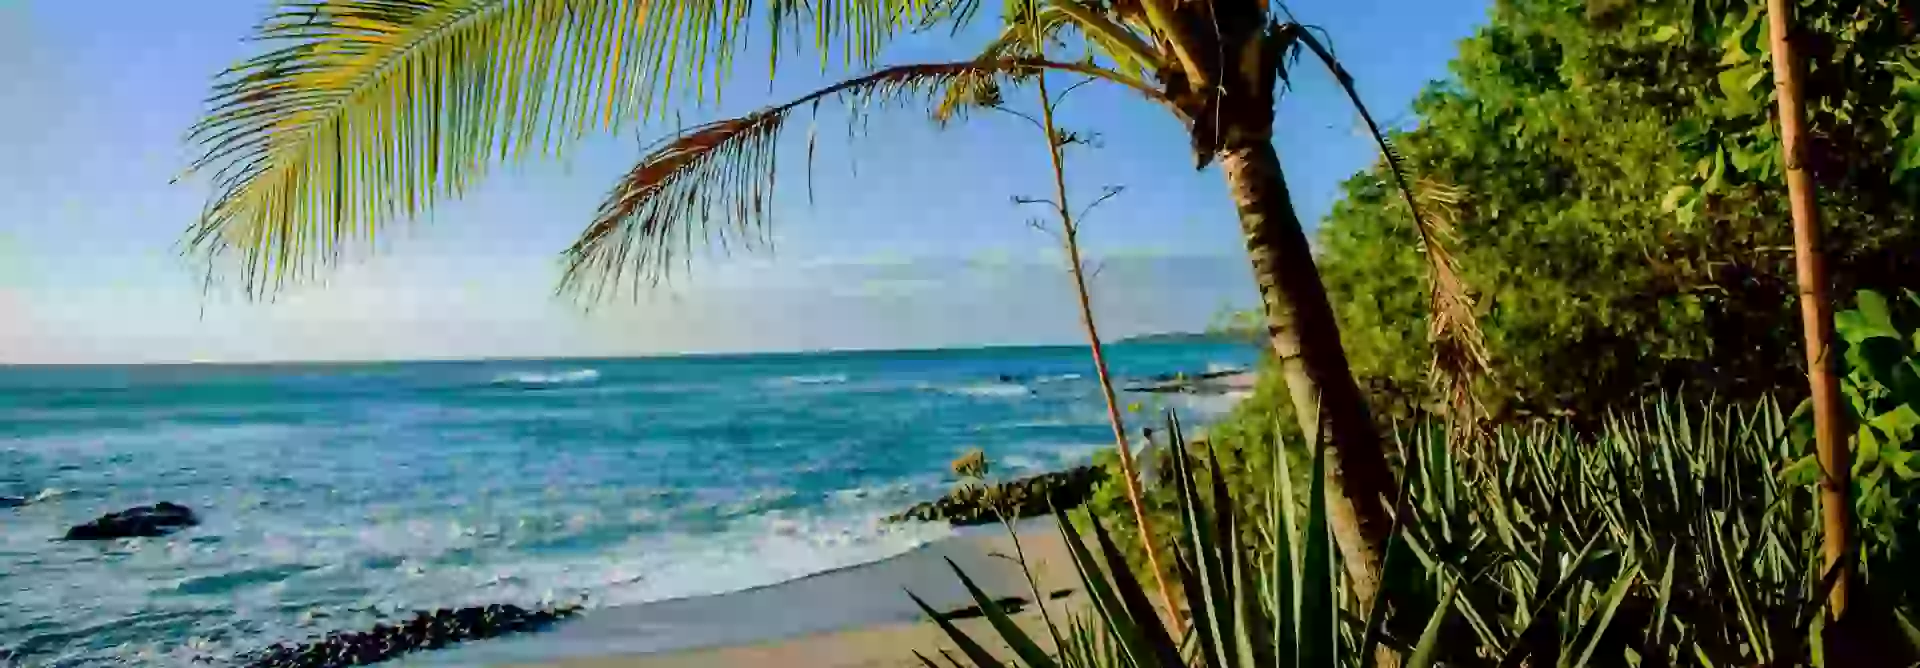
[946, 383, 1033, 398]
[487, 508, 956, 610]
[1165, 391, 1253, 420]
[1206, 362, 1248, 375]
[766, 373, 850, 387]
[491, 369, 600, 386]
[1034, 373, 1084, 383]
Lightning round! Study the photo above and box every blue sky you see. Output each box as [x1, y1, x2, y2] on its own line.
[0, 1, 1488, 364]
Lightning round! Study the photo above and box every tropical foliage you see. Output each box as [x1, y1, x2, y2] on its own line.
[915, 414, 1452, 668]
[1316, 0, 1920, 425]
[1789, 289, 1920, 605]
[182, 0, 984, 293]
[938, 397, 1920, 666]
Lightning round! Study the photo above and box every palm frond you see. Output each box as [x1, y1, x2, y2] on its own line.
[931, 1, 1162, 126]
[559, 57, 1160, 301]
[1290, 27, 1491, 434]
[185, 0, 969, 296]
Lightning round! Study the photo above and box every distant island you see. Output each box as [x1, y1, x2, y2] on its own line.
[1114, 331, 1248, 345]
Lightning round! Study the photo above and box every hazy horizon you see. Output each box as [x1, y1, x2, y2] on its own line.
[0, 332, 1252, 367]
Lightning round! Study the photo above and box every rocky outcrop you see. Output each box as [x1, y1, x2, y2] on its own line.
[242, 603, 581, 668]
[1122, 368, 1254, 395]
[63, 502, 198, 540]
[885, 466, 1107, 526]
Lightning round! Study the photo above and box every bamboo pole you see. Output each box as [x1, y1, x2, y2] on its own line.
[1765, 0, 1852, 617]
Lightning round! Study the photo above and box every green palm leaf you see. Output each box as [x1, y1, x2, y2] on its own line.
[556, 57, 1160, 299]
[185, 0, 967, 295]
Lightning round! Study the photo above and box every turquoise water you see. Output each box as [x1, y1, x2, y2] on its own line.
[0, 344, 1255, 666]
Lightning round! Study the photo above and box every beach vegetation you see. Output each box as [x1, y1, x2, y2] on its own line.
[927, 398, 1920, 665]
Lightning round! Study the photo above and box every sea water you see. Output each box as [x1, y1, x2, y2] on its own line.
[0, 343, 1254, 666]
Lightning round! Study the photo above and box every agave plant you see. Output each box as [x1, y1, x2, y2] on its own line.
[908, 411, 1454, 667]
[919, 398, 1920, 667]
[1395, 397, 1866, 666]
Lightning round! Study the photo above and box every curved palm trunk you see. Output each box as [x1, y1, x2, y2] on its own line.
[1217, 137, 1395, 609]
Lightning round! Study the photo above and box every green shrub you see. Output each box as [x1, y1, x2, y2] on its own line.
[1042, 396, 1920, 667]
[1317, 0, 1920, 425]
[1788, 289, 1920, 605]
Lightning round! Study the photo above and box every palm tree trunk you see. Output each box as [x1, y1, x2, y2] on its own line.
[1217, 137, 1395, 609]
[1766, 0, 1852, 617]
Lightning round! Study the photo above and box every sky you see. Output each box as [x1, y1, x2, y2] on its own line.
[0, 1, 1490, 364]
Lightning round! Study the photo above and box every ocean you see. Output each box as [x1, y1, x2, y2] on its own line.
[0, 343, 1256, 667]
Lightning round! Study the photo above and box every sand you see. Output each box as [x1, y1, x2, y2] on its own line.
[484, 523, 1088, 668]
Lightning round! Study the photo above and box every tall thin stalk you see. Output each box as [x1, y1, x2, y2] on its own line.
[1014, 9, 1185, 631]
[1765, 0, 1852, 616]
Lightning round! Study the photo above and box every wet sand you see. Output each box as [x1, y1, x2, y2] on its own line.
[407, 521, 1084, 667]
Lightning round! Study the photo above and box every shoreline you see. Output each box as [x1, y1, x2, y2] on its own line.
[396, 521, 1080, 667]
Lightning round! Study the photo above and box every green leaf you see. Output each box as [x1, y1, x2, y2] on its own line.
[1856, 289, 1898, 337]
[1718, 65, 1761, 115]
[1054, 510, 1168, 667]
[908, 589, 1010, 667]
[1297, 444, 1335, 668]
[1407, 584, 1457, 668]
[942, 558, 1058, 668]
[1660, 185, 1691, 213]
[1566, 565, 1641, 668]
[1648, 545, 1676, 648]
[1084, 510, 1186, 666]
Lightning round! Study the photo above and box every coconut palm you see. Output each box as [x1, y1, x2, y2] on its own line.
[557, 1, 1454, 611]
[184, 0, 1476, 613]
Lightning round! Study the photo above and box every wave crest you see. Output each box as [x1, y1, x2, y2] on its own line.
[767, 374, 849, 387]
[946, 383, 1033, 398]
[491, 369, 600, 387]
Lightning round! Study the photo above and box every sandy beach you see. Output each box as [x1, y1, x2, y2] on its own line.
[418, 522, 1088, 668]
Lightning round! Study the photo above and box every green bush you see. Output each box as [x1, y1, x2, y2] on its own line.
[1788, 289, 1920, 605]
[925, 396, 1920, 666]
[1317, 0, 1920, 425]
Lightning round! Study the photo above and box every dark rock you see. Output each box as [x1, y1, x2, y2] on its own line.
[1123, 367, 1253, 395]
[0, 496, 25, 508]
[884, 466, 1108, 526]
[63, 502, 198, 540]
[241, 603, 581, 668]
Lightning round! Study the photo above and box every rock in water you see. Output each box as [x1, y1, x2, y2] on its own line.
[63, 502, 198, 540]
[241, 603, 581, 668]
[0, 496, 25, 508]
[885, 466, 1108, 526]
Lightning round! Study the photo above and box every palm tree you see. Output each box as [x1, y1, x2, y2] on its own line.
[185, 0, 1471, 613]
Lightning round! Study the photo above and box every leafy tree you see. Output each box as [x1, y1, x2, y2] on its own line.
[1318, 0, 1920, 426]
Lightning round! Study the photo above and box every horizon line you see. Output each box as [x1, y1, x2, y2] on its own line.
[0, 332, 1247, 368]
